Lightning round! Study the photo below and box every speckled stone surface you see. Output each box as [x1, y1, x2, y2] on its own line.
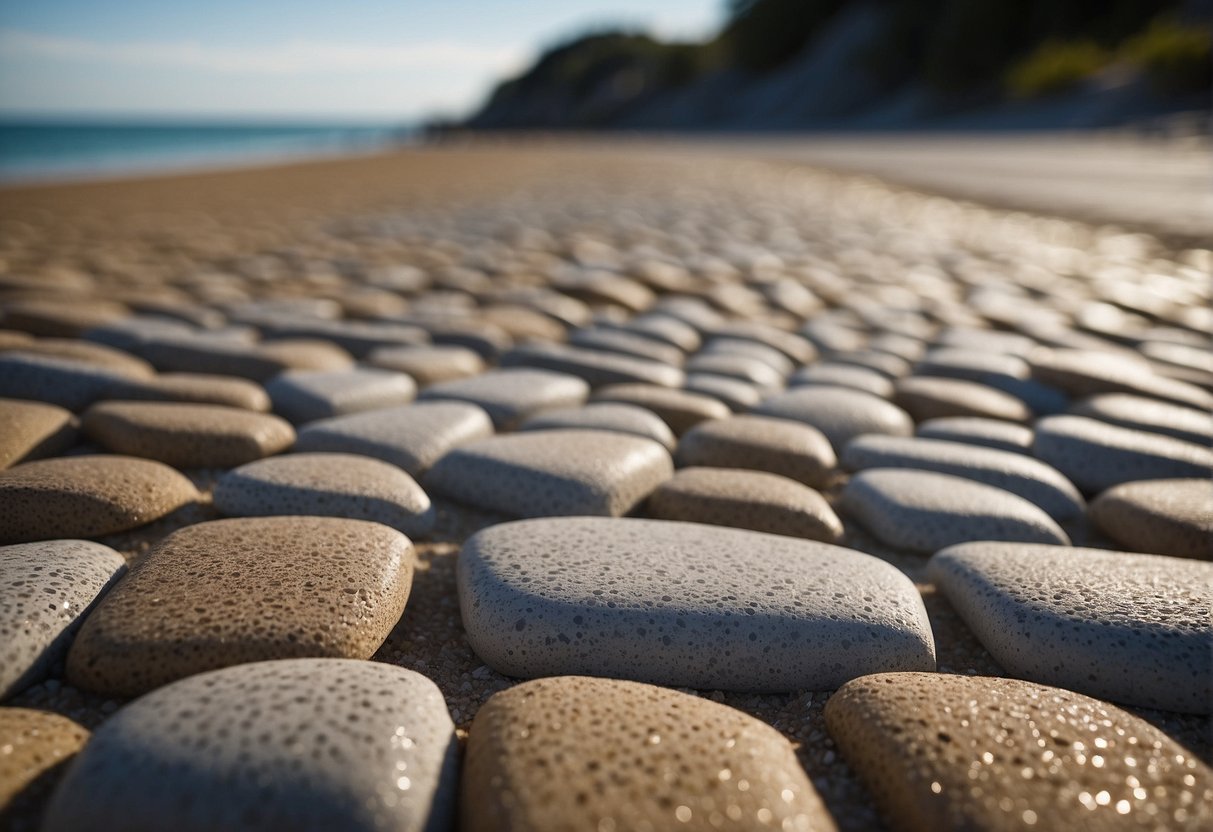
[502, 342, 684, 388]
[458, 517, 935, 691]
[1032, 415, 1213, 494]
[591, 383, 731, 435]
[0, 354, 131, 412]
[463, 675, 837, 832]
[366, 344, 485, 386]
[519, 403, 676, 450]
[754, 386, 913, 453]
[825, 672, 1213, 832]
[66, 517, 414, 697]
[683, 373, 763, 411]
[104, 372, 271, 411]
[265, 368, 416, 424]
[0, 540, 126, 699]
[0, 456, 197, 544]
[1071, 393, 1213, 447]
[424, 429, 672, 518]
[840, 469, 1070, 554]
[43, 660, 457, 832]
[646, 467, 843, 543]
[893, 376, 1033, 423]
[213, 453, 434, 537]
[684, 353, 784, 390]
[841, 435, 1084, 521]
[419, 368, 588, 429]
[675, 414, 837, 488]
[0, 399, 76, 470]
[294, 401, 493, 476]
[915, 417, 1033, 455]
[929, 542, 1213, 713]
[0, 709, 89, 823]
[1089, 479, 1211, 560]
[82, 401, 295, 469]
[138, 334, 293, 381]
[1032, 348, 1213, 411]
[707, 321, 816, 363]
[791, 363, 894, 398]
[5, 339, 154, 379]
[569, 327, 686, 367]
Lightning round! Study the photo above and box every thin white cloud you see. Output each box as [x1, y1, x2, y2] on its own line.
[0, 28, 527, 76]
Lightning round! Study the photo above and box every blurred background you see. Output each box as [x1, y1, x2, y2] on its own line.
[0, 0, 1209, 180]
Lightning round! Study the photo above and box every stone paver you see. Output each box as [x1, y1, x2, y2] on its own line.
[842, 435, 1084, 521]
[1032, 348, 1213, 411]
[213, 453, 434, 537]
[43, 660, 457, 832]
[893, 376, 1033, 423]
[0, 399, 76, 469]
[930, 542, 1212, 713]
[502, 342, 684, 388]
[754, 386, 913, 453]
[646, 466, 843, 542]
[66, 517, 413, 696]
[519, 403, 676, 450]
[464, 676, 836, 832]
[0, 709, 89, 821]
[682, 373, 763, 411]
[791, 363, 894, 397]
[708, 321, 817, 363]
[424, 430, 672, 518]
[1089, 479, 1211, 560]
[294, 401, 493, 476]
[365, 344, 484, 386]
[1033, 414, 1213, 493]
[825, 672, 1213, 832]
[458, 517, 935, 691]
[82, 401, 295, 469]
[591, 383, 730, 436]
[419, 368, 587, 429]
[0, 456, 197, 544]
[1071, 393, 1213, 447]
[675, 414, 837, 488]
[104, 373, 271, 411]
[138, 334, 293, 381]
[265, 368, 416, 424]
[0, 540, 125, 698]
[0, 354, 131, 412]
[569, 327, 686, 367]
[6, 339, 154, 378]
[841, 469, 1070, 554]
[915, 416, 1033, 455]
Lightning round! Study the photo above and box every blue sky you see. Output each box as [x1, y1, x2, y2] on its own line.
[0, 0, 721, 122]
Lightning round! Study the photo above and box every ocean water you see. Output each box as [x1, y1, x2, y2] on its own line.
[0, 120, 411, 182]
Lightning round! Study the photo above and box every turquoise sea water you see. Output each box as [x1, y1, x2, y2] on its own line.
[0, 120, 411, 182]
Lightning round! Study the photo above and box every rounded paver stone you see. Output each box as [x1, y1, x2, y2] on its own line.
[366, 344, 485, 386]
[0, 353, 131, 412]
[43, 660, 457, 832]
[502, 343, 684, 389]
[893, 376, 1033, 423]
[424, 430, 672, 518]
[1032, 348, 1213, 411]
[1089, 478, 1211, 560]
[66, 516, 413, 697]
[0, 709, 89, 822]
[419, 368, 588, 429]
[0, 540, 126, 698]
[82, 401, 295, 469]
[683, 373, 763, 411]
[104, 373, 271, 411]
[647, 467, 843, 542]
[840, 469, 1070, 554]
[464, 675, 836, 832]
[791, 363, 894, 398]
[591, 383, 730, 436]
[754, 385, 913, 453]
[294, 401, 493, 476]
[1071, 393, 1213, 447]
[1033, 415, 1213, 494]
[0, 399, 76, 469]
[457, 517, 935, 691]
[213, 453, 434, 537]
[265, 368, 416, 424]
[825, 672, 1213, 832]
[842, 435, 1084, 521]
[915, 417, 1033, 455]
[929, 542, 1213, 713]
[676, 414, 837, 488]
[0, 456, 197, 544]
[518, 403, 676, 450]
